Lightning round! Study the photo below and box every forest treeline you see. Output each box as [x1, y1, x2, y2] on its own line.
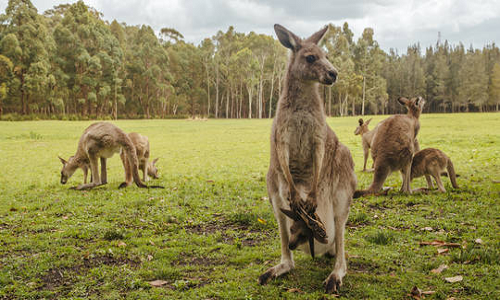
[1, 0, 500, 120]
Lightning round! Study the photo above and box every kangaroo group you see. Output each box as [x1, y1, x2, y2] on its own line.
[56, 24, 460, 295]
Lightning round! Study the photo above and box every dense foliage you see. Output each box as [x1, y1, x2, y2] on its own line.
[1, 0, 499, 119]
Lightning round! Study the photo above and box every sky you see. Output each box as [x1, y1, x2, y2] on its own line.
[2, 0, 500, 53]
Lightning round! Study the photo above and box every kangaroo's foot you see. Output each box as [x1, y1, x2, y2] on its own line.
[258, 260, 294, 285]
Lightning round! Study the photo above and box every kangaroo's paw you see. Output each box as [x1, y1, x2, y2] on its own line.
[304, 193, 317, 214]
[118, 182, 130, 189]
[258, 261, 294, 285]
[324, 271, 344, 294]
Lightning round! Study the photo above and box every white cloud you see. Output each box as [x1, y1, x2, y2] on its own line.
[1, 0, 499, 51]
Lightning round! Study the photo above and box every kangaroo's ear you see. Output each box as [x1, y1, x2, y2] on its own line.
[274, 24, 301, 51]
[365, 118, 373, 126]
[58, 156, 67, 165]
[358, 118, 364, 126]
[152, 158, 159, 165]
[306, 25, 328, 45]
[280, 208, 301, 221]
[398, 97, 409, 106]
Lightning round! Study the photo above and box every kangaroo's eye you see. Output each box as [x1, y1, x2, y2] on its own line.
[306, 55, 316, 63]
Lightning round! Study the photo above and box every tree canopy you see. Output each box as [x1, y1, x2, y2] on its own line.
[1, 0, 499, 119]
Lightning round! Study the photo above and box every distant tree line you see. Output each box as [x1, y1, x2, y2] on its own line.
[1, 0, 499, 120]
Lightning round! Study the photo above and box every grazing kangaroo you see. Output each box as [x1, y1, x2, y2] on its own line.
[354, 118, 378, 172]
[120, 132, 159, 186]
[259, 24, 356, 294]
[411, 148, 459, 192]
[58, 156, 90, 184]
[59, 122, 150, 190]
[354, 97, 425, 198]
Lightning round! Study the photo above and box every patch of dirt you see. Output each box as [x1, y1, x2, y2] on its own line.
[348, 258, 381, 273]
[184, 218, 271, 247]
[172, 256, 223, 267]
[40, 254, 141, 291]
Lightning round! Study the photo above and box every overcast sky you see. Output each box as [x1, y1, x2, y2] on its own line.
[2, 0, 500, 52]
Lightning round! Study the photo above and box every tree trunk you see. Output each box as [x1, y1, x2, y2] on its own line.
[362, 75, 366, 116]
[206, 63, 211, 117]
[247, 85, 253, 119]
[215, 64, 219, 118]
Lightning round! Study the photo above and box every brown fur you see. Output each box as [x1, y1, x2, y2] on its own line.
[259, 24, 356, 294]
[354, 118, 382, 172]
[120, 132, 159, 185]
[411, 148, 459, 192]
[354, 97, 425, 197]
[59, 122, 147, 190]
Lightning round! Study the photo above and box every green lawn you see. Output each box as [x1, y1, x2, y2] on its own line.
[0, 114, 499, 299]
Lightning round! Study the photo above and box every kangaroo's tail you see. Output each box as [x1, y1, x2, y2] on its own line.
[446, 159, 459, 189]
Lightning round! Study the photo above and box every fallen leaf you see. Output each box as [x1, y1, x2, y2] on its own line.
[287, 288, 304, 294]
[147, 255, 153, 261]
[437, 248, 449, 255]
[431, 264, 448, 274]
[62, 215, 68, 220]
[149, 240, 155, 245]
[410, 286, 422, 296]
[118, 241, 127, 247]
[422, 226, 433, 231]
[419, 240, 461, 247]
[149, 280, 168, 287]
[9, 207, 17, 212]
[206, 180, 214, 183]
[445, 275, 463, 283]
[257, 218, 267, 224]
[422, 291, 436, 295]
[474, 238, 483, 244]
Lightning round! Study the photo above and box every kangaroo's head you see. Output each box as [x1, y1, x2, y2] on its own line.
[147, 158, 159, 179]
[398, 96, 425, 118]
[280, 208, 316, 257]
[354, 118, 372, 135]
[274, 24, 337, 85]
[58, 156, 79, 184]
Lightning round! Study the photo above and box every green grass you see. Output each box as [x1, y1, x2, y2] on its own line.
[0, 113, 499, 299]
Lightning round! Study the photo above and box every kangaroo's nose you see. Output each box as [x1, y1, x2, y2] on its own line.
[328, 70, 337, 83]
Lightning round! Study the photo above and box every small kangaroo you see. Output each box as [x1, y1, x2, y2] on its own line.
[354, 97, 425, 197]
[411, 148, 459, 192]
[120, 132, 159, 186]
[354, 118, 378, 172]
[259, 24, 356, 294]
[59, 122, 150, 190]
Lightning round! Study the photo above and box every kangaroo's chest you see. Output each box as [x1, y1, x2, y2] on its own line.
[277, 111, 322, 181]
[99, 145, 121, 158]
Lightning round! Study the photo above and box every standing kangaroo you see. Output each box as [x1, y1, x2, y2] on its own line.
[59, 122, 149, 190]
[259, 24, 356, 294]
[411, 148, 459, 192]
[354, 97, 425, 197]
[354, 118, 379, 172]
[120, 132, 159, 186]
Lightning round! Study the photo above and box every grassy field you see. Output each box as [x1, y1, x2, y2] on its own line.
[0, 113, 499, 299]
